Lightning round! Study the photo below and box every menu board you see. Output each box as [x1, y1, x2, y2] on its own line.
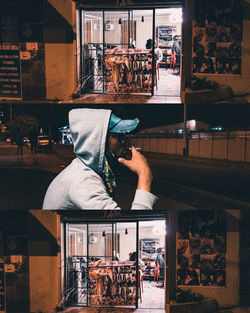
[0, 44, 21, 99]
[140, 238, 159, 259]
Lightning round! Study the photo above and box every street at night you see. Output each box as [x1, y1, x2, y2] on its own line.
[1, 142, 250, 210]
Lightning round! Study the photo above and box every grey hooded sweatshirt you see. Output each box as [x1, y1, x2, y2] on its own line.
[42, 109, 157, 210]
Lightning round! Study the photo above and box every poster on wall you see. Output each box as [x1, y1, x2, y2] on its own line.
[177, 211, 227, 287]
[192, 0, 242, 74]
[0, 44, 22, 99]
[157, 25, 176, 46]
[0, 258, 6, 313]
[140, 238, 159, 259]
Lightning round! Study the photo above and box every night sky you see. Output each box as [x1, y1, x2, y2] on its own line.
[1, 102, 250, 138]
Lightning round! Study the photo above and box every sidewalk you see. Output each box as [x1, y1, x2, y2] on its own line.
[59, 306, 250, 313]
[61, 308, 165, 313]
[217, 308, 250, 313]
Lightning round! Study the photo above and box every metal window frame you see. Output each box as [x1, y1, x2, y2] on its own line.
[62, 213, 168, 309]
[78, 8, 155, 96]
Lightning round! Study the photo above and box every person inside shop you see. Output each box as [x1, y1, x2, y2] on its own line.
[155, 247, 165, 286]
[43, 109, 157, 210]
[145, 38, 162, 84]
[145, 38, 163, 61]
[129, 252, 145, 270]
[171, 35, 181, 73]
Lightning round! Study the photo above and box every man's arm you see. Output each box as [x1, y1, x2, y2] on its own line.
[69, 168, 157, 210]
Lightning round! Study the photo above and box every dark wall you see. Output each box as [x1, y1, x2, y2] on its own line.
[239, 210, 250, 305]
[0, 211, 29, 313]
[0, 210, 59, 312]
[0, 0, 45, 99]
[0, 0, 75, 100]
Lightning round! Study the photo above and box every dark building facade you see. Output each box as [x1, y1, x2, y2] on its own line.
[0, 209, 249, 313]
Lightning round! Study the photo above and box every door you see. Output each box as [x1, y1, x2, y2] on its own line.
[81, 10, 104, 93]
[64, 221, 138, 308]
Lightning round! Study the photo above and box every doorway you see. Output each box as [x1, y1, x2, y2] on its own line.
[63, 218, 166, 309]
[154, 8, 182, 96]
[77, 7, 182, 97]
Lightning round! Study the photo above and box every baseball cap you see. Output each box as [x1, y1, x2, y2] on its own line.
[108, 113, 139, 134]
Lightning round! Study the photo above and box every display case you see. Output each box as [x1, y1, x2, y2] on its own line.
[88, 260, 137, 306]
[105, 48, 153, 94]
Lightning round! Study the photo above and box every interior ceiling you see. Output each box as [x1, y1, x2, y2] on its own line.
[75, 0, 183, 9]
[84, 8, 182, 19]
[69, 220, 165, 233]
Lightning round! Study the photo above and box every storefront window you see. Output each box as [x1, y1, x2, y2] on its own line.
[64, 219, 166, 309]
[82, 11, 104, 93]
[78, 8, 182, 97]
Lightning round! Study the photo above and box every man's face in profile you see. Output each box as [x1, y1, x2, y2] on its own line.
[108, 133, 131, 159]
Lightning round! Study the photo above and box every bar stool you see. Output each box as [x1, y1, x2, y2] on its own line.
[170, 51, 176, 70]
[154, 263, 160, 284]
[138, 269, 144, 303]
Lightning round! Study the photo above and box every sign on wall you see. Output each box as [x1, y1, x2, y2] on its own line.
[192, 0, 243, 74]
[0, 44, 22, 99]
[0, 258, 6, 313]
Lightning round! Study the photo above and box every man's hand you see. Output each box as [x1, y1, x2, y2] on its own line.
[118, 146, 153, 192]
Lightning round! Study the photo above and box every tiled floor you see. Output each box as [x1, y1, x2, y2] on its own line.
[61, 94, 181, 104]
[138, 280, 165, 309]
[60, 70, 181, 104]
[62, 308, 165, 313]
[154, 67, 180, 97]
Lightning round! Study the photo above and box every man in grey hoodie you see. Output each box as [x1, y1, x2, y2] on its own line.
[42, 108, 157, 210]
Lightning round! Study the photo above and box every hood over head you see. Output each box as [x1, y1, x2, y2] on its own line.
[69, 109, 111, 175]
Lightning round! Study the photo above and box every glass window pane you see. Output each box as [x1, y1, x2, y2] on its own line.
[116, 222, 136, 261]
[133, 10, 153, 49]
[139, 220, 166, 309]
[67, 224, 88, 306]
[104, 11, 129, 48]
[88, 224, 113, 258]
[83, 11, 103, 44]
[82, 11, 104, 93]
[68, 224, 87, 257]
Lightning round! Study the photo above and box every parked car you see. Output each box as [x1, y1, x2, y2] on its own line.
[37, 135, 49, 151]
[23, 137, 30, 143]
